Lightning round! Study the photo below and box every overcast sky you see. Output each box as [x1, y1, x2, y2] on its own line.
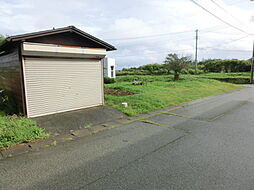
[0, 0, 253, 69]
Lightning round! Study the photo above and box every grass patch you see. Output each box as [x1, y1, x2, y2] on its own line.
[105, 75, 242, 116]
[83, 124, 92, 129]
[197, 72, 249, 79]
[0, 115, 49, 148]
[196, 72, 250, 84]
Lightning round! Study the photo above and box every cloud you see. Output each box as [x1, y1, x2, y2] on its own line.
[0, 0, 253, 68]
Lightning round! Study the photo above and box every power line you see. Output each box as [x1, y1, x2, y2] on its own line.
[197, 35, 252, 60]
[114, 35, 251, 58]
[223, 34, 252, 45]
[106, 0, 253, 42]
[199, 34, 252, 50]
[105, 25, 235, 41]
[209, 0, 254, 32]
[201, 30, 241, 35]
[199, 24, 226, 31]
[113, 47, 251, 59]
[112, 48, 194, 58]
[112, 34, 252, 59]
[105, 30, 194, 41]
[113, 36, 197, 48]
[210, 0, 241, 21]
[112, 30, 243, 46]
[189, 0, 253, 35]
[113, 32, 251, 54]
[200, 48, 251, 52]
[228, 0, 251, 6]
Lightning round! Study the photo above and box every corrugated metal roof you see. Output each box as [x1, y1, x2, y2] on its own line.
[0, 26, 116, 51]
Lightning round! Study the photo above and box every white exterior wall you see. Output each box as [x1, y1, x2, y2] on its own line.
[103, 57, 116, 78]
[22, 42, 106, 59]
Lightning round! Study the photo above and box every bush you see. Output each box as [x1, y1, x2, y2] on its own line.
[187, 69, 204, 75]
[187, 69, 196, 75]
[0, 115, 49, 148]
[181, 69, 189, 74]
[116, 70, 150, 76]
[104, 77, 116, 84]
[117, 58, 250, 76]
[164, 54, 191, 79]
[199, 59, 251, 73]
[0, 90, 18, 115]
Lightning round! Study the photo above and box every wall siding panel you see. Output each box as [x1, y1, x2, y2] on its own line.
[0, 48, 23, 112]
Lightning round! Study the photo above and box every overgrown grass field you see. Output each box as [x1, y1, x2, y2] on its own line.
[198, 72, 249, 79]
[0, 116, 48, 148]
[105, 74, 242, 116]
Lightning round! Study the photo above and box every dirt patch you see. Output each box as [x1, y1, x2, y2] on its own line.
[105, 89, 136, 96]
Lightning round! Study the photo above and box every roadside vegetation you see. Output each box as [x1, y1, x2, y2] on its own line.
[105, 75, 242, 116]
[0, 115, 48, 148]
[0, 35, 48, 149]
[0, 90, 49, 148]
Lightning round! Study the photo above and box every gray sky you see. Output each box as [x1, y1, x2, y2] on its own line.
[0, 0, 253, 69]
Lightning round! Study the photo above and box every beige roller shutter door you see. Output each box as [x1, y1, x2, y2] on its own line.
[23, 57, 103, 117]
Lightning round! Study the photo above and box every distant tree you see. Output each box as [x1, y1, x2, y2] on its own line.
[139, 63, 166, 75]
[164, 53, 191, 79]
[199, 59, 251, 73]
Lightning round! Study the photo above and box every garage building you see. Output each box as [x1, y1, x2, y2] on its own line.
[0, 26, 116, 118]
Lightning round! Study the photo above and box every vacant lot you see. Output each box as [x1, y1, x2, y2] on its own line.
[105, 74, 242, 116]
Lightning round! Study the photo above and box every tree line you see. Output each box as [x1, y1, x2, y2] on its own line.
[118, 54, 251, 78]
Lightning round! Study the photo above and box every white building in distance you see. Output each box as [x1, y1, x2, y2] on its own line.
[103, 57, 116, 78]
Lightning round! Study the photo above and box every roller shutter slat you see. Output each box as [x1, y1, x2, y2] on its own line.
[24, 57, 103, 117]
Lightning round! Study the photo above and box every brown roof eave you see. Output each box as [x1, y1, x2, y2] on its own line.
[4, 26, 117, 51]
[69, 26, 117, 51]
[10, 29, 71, 42]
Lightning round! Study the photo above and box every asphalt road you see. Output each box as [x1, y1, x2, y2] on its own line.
[1, 86, 254, 190]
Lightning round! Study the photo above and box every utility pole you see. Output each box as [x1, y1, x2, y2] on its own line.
[195, 29, 198, 74]
[250, 0, 254, 84]
[250, 41, 254, 84]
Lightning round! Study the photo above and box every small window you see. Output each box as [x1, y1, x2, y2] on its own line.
[111, 66, 114, 78]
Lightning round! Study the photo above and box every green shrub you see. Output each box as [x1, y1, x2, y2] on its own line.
[164, 53, 191, 79]
[187, 69, 204, 75]
[0, 90, 18, 115]
[117, 58, 249, 76]
[115, 75, 171, 82]
[188, 69, 196, 75]
[181, 69, 189, 74]
[0, 116, 49, 148]
[104, 77, 116, 84]
[199, 59, 251, 73]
